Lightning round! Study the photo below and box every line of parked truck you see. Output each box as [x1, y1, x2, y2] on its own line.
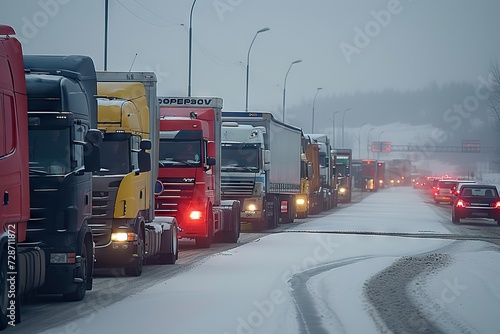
[0, 25, 352, 329]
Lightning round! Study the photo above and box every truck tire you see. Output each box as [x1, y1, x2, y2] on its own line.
[63, 242, 89, 301]
[0, 251, 8, 330]
[267, 197, 279, 229]
[195, 210, 213, 248]
[158, 226, 178, 265]
[124, 229, 144, 276]
[228, 202, 241, 243]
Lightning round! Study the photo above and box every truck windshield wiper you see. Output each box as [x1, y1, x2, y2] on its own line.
[29, 168, 47, 175]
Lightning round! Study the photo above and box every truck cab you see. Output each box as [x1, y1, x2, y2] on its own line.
[24, 55, 102, 300]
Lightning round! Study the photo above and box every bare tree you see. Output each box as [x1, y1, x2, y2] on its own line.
[487, 60, 500, 172]
[488, 60, 500, 125]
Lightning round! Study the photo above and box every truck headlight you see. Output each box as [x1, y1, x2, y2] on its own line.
[339, 187, 346, 193]
[111, 232, 138, 242]
[50, 253, 75, 264]
[296, 198, 305, 205]
[247, 204, 257, 211]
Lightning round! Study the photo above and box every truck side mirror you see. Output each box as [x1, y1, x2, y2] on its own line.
[206, 157, 216, 166]
[83, 142, 101, 172]
[85, 129, 103, 145]
[207, 141, 216, 159]
[140, 139, 152, 150]
[263, 149, 271, 164]
[138, 139, 152, 172]
[262, 149, 270, 171]
[138, 150, 151, 172]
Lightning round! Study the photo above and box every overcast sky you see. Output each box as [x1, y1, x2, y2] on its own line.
[2, 0, 500, 113]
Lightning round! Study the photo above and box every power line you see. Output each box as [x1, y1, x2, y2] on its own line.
[115, 0, 181, 27]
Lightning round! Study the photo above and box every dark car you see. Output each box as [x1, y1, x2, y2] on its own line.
[451, 184, 500, 225]
[434, 179, 458, 204]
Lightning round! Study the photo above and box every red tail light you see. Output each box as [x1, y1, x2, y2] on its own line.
[495, 201, 500, 209]
[456, 200, 465, 208]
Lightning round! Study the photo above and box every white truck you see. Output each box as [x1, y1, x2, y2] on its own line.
[221, 111, 302, 230]
[88, 72, 178, 276]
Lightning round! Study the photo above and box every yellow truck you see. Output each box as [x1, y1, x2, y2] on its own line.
[89, 74, 178, 276]
[296, 134, 322, 218]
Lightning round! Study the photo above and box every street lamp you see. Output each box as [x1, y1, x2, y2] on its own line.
[377, 130, 385, 160]
[341, 108, 351, 148]
[282, 59, 302, 123]
[245, 27, 270, 111]
[311, 87, 323, 133]
[367, 127, 375, 158]
[332, 111, 341, 147]
[358, 123, 368, 159]
[187, 0, 198, 96]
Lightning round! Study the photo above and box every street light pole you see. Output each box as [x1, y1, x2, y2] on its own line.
[187, 0, 198, 97]
[367, 127, 375, 159]
[245, 27, 270, 112]
[104, 0, 109, 71]
[341, 108, 351, 148]
[332, 111, 341, 147]
[311, 87, 323, 133]
[358, 123, 368, 159]
[282, 59, 302, 123]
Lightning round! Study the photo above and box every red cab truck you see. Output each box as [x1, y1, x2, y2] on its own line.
[155, 97, 241, 248]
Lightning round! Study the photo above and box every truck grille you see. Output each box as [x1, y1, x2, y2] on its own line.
[155, 178, 195, 215]
[91, 179, 120, 218]
[221, 177, 254, 197]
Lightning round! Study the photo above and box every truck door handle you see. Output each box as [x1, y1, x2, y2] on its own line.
[3, 191, 8, 205]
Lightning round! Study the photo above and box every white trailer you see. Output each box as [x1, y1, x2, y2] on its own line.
[221, 111, 302, 229]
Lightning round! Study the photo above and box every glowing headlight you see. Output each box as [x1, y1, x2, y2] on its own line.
[190, 211, 203, 219]
[339, 187, 346, 193]
[111, 232, 137, 242]
[247, 204, 257, 211]
[296, 198, 305, 205]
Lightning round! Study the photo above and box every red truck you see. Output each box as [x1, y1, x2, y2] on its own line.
[155, 97, 241, 248]
[361, 159, 378, 191]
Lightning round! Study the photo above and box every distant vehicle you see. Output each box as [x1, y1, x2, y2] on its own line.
[452, 184, 500, 225]
[386, 159, 412, 186]
[449, 180, 477, 205]
[361, 159, 378, 191]
[336, 149, 352, 203]
[413, 176, 427, 189]
[434, 179, 459, 204]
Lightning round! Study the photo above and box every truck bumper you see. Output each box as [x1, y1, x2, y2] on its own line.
[39, 263, 82, 294]
[94, 241, 139, 267]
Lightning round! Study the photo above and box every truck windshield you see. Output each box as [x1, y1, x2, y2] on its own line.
[221, 144, 259, 171]
[28, 128, 71, 175]
[99, 140, 130, 174]
[159, 140, 201, 167]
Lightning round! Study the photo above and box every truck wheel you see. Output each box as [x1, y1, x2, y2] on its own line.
[63, 242, 89, 301]
[159, 225, 178, 265]
[268, 197, 279, 229]
[226, 202, 241, 243]
[125, 229, 144, 276]
[195, 212, 213, 248]
[0, 251, 8, 330]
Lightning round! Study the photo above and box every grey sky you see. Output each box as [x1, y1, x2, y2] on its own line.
[2, 0, 500, 113]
